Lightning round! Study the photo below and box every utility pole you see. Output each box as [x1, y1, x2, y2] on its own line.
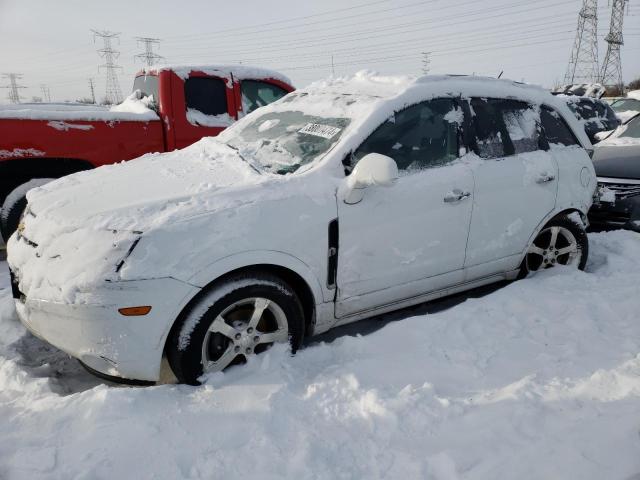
[564, 0, 599, 84]
[1, 73, 26, 104]
[40, 84, 51, 103]
[134, 37, 164, 67]
[421, 51, 431, 76]
[600, 0, 628, 89]
[88, 78, 97, 104]
[331, 55, 335, 77]
[92, 29, 123, 105]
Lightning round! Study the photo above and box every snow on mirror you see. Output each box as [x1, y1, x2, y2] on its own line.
[226, 111, 350, 174]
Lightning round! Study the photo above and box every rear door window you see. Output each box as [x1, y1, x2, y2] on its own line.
[184, 77, 228, 116]
[469, 98, 541, 158]
[241, 80, 288, 114]
[540, 106, 580, 147]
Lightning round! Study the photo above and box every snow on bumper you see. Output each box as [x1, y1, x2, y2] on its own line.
[14, 277, 198, 382]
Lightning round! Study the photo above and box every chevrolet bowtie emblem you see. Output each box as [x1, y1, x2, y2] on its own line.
[17, 222, 25, 235]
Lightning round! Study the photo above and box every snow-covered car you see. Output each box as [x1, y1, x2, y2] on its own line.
[7, 73, 596, 385]
[589, 113, 640, 231]
[609, 91, 640, 124]
[560, 95, 621, 144]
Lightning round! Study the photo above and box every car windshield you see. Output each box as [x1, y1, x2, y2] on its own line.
[610, 98, 640, 113]
[225, 110, 351, 174]
[617, 115, 640, 139]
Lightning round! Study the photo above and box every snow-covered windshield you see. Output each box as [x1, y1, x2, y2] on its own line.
[610, 98, 640, 113]
[617, 115, 640, 139]
[225, 111, 351, 174]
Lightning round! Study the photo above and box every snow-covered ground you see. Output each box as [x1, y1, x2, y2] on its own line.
[1, 231, 640, 479]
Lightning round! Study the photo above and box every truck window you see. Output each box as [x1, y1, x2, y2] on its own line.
[184, 77, 228, 116]
[241, 80, 288, 114]
[132, 75, 159, 105]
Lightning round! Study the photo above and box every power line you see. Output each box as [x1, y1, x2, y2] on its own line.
[1, 73, 27, 103]
[134, 37, 165, 67]
[88, 78, 96, 104]
[91, 29, 123, 105]
[600, 0, 628, 87]
[565, 0, 599, 84]
[40, 84, 51, 102]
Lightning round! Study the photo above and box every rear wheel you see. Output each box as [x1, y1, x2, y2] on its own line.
[167, 272, 305, 385]
[519, 214, 588, 277]
[1, 178, 55, 242]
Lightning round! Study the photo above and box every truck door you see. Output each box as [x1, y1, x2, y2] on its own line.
[171, 71, 237, 150]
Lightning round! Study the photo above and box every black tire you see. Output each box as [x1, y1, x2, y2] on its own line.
[1, 178, 55, 242]
[167, 272, 305, 385]
[519, 213, 589, 278]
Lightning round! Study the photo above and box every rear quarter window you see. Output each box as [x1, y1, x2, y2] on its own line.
[540, 106, 580, 147]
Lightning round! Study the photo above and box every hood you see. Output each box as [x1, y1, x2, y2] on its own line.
[27, 137, 265, 231]
[592, 144, 640, 180]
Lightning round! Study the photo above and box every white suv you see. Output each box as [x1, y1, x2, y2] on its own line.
[8, 74, 596, 385]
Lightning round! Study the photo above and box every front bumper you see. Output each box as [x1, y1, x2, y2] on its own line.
[12, 276, 199, 382]
[589, 180, 640, 232]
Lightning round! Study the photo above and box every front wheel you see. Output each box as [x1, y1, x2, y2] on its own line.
[519, 214, 588, 277]
[1, 178, 55, 242]
[167, 272, 305, 385]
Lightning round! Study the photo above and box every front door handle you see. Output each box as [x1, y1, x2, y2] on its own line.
[444, 189, 471, 203]
[536, 173, 556, 184]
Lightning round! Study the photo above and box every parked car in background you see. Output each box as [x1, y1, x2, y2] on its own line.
[0, 64, 294, 241]
[8, 74, 596, 385]
[609, 90, 640, 123]
[589, 113, 640, 232]
[559, 95, 621, 144]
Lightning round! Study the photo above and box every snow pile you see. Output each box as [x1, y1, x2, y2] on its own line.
[628, 90, 640, 101]
[0, 96, 158, 122]
[186, 108, 234, 127]
[1, 230, 640, 479]
[109, 90, 158, 119]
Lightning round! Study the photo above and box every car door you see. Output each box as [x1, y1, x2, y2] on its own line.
[463, 98, 558, 276]
[335, 98, 475, 318]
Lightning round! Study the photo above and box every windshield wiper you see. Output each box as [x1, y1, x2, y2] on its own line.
[224, 143, 262, 175]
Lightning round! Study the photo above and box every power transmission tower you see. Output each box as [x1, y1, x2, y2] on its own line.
[92, 29, 123, 105]
[88, 78, 97, 104]
[40, 84, 51, 103]
[600, 0, 628, 88]
[421, 52, 431, 75]
[134, 37, 164, 67]
[1, 73, 27, 103]
[564, 0, 599, 84]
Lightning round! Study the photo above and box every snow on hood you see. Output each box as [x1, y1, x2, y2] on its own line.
[26, 137, 264, 232]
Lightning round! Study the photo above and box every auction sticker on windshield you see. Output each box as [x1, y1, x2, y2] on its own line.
[298, 123, 342, 139]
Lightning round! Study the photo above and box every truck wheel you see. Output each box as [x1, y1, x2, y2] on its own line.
[167, 272, 305, 385]
[0, 178, 55, 242]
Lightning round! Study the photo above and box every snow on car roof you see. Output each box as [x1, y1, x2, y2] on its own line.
[141, 64, 293, 86]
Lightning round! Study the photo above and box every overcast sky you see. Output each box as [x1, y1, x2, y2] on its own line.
[1, 0, 639, 103]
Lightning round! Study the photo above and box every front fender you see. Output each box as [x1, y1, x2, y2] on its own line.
[187, 249, 328, 304]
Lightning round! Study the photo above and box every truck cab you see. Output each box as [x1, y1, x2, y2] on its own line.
[0, 65, 294, 241]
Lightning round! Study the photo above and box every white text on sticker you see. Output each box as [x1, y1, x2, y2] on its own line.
[298, 123, 342, 139]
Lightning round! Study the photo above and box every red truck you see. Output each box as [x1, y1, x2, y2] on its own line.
[0, 64, 294, 241]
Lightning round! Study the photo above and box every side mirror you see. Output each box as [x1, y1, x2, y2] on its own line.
[343, 153, 399, 204]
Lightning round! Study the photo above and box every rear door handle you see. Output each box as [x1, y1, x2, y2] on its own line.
[536, 173, 556, 184]
[444, 189, 471, 203]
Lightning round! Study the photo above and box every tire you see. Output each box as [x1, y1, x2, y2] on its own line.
[519, 213, 589, 278]
[167, 272, 305, 385]
[1, 178, 55, 242]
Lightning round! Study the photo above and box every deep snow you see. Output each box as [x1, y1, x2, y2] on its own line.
[1, 231, 640, 479]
